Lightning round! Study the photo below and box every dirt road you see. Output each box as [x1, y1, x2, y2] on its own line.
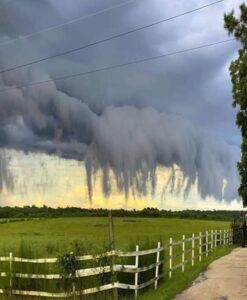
[175, 248, 247, 300]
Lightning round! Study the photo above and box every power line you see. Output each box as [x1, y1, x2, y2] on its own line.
[0, 0, 224, 75]
[0, 0, 137, 47]
[0, 38, 235, 94]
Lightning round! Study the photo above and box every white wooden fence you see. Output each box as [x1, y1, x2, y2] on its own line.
[0, 228, 232, 298]
[168, 229, 233, 279]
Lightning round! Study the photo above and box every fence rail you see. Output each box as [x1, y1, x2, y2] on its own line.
[0, 228, 232, 298]
[168, 229, 232, 278]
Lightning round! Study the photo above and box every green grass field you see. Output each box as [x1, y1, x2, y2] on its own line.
[0, 217, 230, 256]
[0, 217, 232, 299]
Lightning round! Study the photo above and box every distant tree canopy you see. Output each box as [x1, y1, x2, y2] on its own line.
[224, 4, 247, 206]
[0, 205, 241, 221]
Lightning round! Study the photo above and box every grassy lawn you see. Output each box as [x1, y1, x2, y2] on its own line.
[0, 217, 230, 256]
[0, 217, 232, 299]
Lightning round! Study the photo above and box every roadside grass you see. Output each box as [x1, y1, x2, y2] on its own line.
[137, 246, 233, 300]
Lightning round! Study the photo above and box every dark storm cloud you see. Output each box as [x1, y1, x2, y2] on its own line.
[0, 0, 242, 201]
[86, 106, 239, 201]
[0, 150, 14, 192]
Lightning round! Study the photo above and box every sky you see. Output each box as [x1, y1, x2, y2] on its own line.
[0, 0, 244, 210]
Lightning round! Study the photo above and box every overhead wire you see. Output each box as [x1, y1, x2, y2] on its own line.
[0, 0, 138, 47]
[0, 38, 235, 94]
[0, 0, 225, 75]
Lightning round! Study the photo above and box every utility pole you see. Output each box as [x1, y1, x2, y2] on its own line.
[108, 210, 118, 300]
[108, 210, 115, 249]
[242, 211, 247, 248]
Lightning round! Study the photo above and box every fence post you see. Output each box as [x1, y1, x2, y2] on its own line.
[182, 235, 185, 272]
[191, 233, 195, 266]
[169, 238, 173, 279]
[108, 211, 118, 300]
[224, 230, 226, 246]
[199, 232, 202, 262]
[211, 230, 214, 252]
[135, 245, 139, 298]
[72, 282, 76, 300]
[154, 242, 161, 289]
[9, 252, 13, 299]
[220, 230, 222, 245]
[206, 231, 208, 257]
[215, 230, 217, 248]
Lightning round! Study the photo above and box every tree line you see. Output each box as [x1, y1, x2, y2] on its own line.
[0, 206, 242, 221]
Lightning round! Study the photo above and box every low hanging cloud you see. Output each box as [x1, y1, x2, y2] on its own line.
[0, 76, 240, 202]
[0, 0, 242, 202]
[86, 106, 239, 201]
[0, 150, 14, 193]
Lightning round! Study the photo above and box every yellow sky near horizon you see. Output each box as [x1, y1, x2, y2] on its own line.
[0, 149, 243, 211]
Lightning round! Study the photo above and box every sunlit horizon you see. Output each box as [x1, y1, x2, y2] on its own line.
[0, 149, 242, 211]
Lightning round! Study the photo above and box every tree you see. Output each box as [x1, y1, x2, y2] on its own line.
[224, 4, 247, 206]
